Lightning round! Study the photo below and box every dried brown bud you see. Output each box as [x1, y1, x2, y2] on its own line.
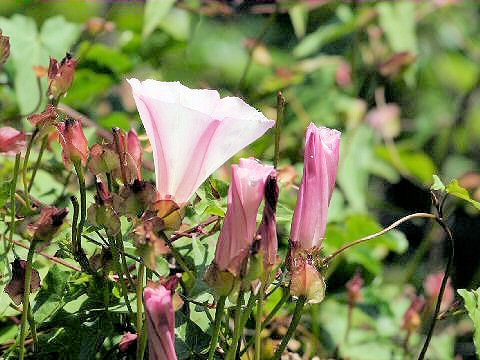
[28, 206, 68, 247]
[0, 30, 10, 66]
[5, 258, 41, 305]
[47, 53, 77, 99]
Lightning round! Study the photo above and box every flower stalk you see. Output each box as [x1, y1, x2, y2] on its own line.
[28, 135, 48, 192]
[226, 286, 245, 360]
[208, 295, 226, 360]
[136, 263, 145, 360]
[255, 282, 265, 360]
[22, 128, 39, 211]
[5, 153, 21, 254]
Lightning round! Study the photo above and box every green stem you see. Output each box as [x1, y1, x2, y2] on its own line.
[28, 135, 48, 192]
[4, 154, 21, 255]
[226, 286, 245, 360]
[162, 232, 195, 281]
[136, 263, 146, 360]
[22, 128, 38, 211]
[240, 292, 258, 330]
[116, 235, 134, 287]
[271, 296, 306, 360]
[27, 306, 37, 352]
[255, 283, 265, 360]
[208, 296, 226, 360]
[18, 241, 37, 360]
[274, 92, 286, 169]
[240, 287, 289, 357]
[73, 161, 86, 251]
[70, 196, 91, 273]
[109, 235, 134, 320]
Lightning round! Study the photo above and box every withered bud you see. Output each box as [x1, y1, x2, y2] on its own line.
[346, 272, 364, 304]
[134, 216, 170, 270]
[29, 206, 68, 246]
[48, 53, 77, 99]
[85, 17, 115, 36]
[89, 144, 120, 175]
[112, 180, 158, 219]
[403, 296, 425, 332]
[89, 247, 113, 272]
[5, 258, 41, 305]
[0, 30, 10, 66]
[88, 182, 120, 237]
[28, 105, 58, 138]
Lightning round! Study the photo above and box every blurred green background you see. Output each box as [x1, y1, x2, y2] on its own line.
[1, 1, 480, 359]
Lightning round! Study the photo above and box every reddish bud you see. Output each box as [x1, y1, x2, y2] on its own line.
[28, 206, 68, 247]
[85, 17, 115, 36]
[402, 296, 425, 332]
[119, 332, 137, 353]
[47, 53, 77, 99]
[0, 127, 26, 155]
[379, 52, 416, 77]
[56, 118, 89, 168]
[336, 61, 352, 88]
[0, 30, 10, 66]
[424, 272, 454, 312]
[346, 273, 364, 304]
[127, 129, 143, 180]
[5, 258, 41, 305]
[28, 105, 57, 129]
[366, 104, 401, 139]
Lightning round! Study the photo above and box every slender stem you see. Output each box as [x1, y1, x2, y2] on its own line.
[417, 218, 454, 360]
[12, 239, 80, 272]
[161, 232, 195, 281]
[22, 128, 38, 211]
[4, 154, 21, 255]
[271, 296, 306, 360]
[255, 283, 265, 360]
[136, 263, 146, 360]
[28, 135, 48, 192]
[323, 213, 436, 265]
[227, 287, 245, 360]
[70, 195, 79, 256]
[116, 235, 134, 287]
[27, 306, 37, 352]
[73, 161, 86, 252]
[70, 195, 91, 273]
[240, 288, 289, 357]
[112, 128, 128, 185]
[240, 292, 258, 331]
[208, 296, 227, 360]
[18, 241, 37, 360]
[274, 92, 286, 169]
[109, 236, 134, 319]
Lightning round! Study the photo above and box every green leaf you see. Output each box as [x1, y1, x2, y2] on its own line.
[289, 5, 308, 39]
[175, 312, 211, 359]
[446, 180, 480, 211]
[0, 180, 10, 208]
[40, 16, 82, 59]
[431, 175, 446, 191]
[143, 0, 176, 39]
[458, 288, 480, 357]
[98, 112, 131, 131]
[62, 68, 113, 109]
[79, 43, 132, 75]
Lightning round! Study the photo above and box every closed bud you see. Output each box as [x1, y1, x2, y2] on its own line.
[346, 273, 363, 304]
[424, 272, 454, 312]
[402, 296, 425, 332]
[56, 118, 89, 169]
[28, 206, 68, 248]
[48, 53, 77, 99]
[119, 332, 137, 353]
[366, 104, 401, 139]
[0, 30, 10, 66]
[0, 127, 26, 155]
[5, 259, 41, 305]
[127, 129, 143, 180]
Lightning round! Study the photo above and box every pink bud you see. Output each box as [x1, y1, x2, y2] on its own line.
[0, 127, 26, 155]
[290, 124, 341, 250]
[56, 118, 89, 169]
[48, 54, 77, 99]
[214, 158, 274, 276]
[336, 61, 352, 88]
[366, 104, 401, 139]
[144, 286, 177, 360]
[346, 273, 364, 304]
[126, 129, 143, 180]
[119, 332, 137, 352]
[424, 272, 454, 312]
[257, 172, 279, 269]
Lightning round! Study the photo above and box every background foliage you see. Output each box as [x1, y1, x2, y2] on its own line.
[1, 1, 480, 359]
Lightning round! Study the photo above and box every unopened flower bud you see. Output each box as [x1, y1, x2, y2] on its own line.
[56, 118, 89, 169]
[0, 30, 10, 66]
[346, 273, 363, 304]
[29, 206, 68, 248]
[119, 332, 137, 353]
[127, 129, 143, 180]
[48, 53, 77, 99]
[403, 296, 425, 332]
[88, 180, 120, 236]
[5, 258, 41, 305]
[366, 104, 401, 139]
[424, 272, 454, 312]
[336, 61, 352, 88]
[0, 127, 26, 155]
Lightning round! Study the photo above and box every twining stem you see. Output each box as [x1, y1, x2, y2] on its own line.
[271, 295, 306, 360]
[109, 236, 134, 320]
[28, 136, 48, 192]
[274, 92, 286, 169]
[323, 213, 437, 265]
[208, 296, 226, 360]
[18, 241, 37, 360]
[240, 287, 290, 357]
[22, 128, 39, 211]
[417, 218, 455, 360]
[70, 196, 91, 274]
[136, 263, 146, 360]
[255, 282, 265, 360]
[227, 286, 245, 360]
[4, 154, 21, 255]
[73, 161, 86, 252]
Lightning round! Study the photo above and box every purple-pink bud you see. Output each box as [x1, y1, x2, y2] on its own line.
[214, 158, 274, 276]
[144, 286, 177, 360]
[290, 123, 341, 250]
[56, 118, 89, 169]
